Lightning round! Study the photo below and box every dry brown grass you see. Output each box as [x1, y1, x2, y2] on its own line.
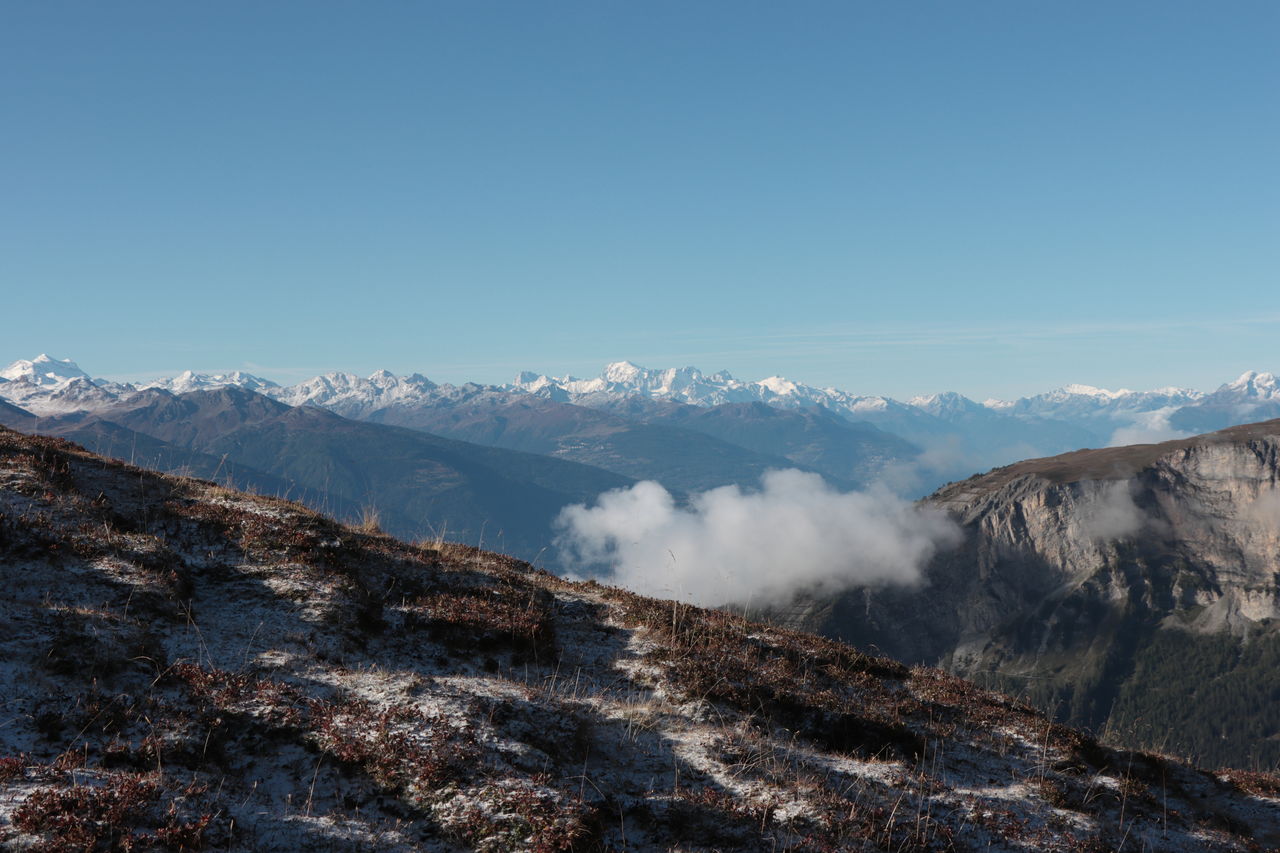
[1, 425, 1276, 852]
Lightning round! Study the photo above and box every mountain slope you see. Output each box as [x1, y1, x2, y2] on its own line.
[165, 366, 864, 493]
[24, 388, 635, 563]
[779, 419, 1280, 770]
[588, 399, 920, 487]
[0, 398, 35, 429]
[364, 393, 843, 493]
[0, 427, 1275, 851]
[34, 416, 304, 503]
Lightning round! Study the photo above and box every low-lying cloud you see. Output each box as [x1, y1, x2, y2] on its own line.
[1078, 481, 1148, 542]
[1243, 489, 1280, 529]
[555, 469, 962, 607]
[877, 437, 1048, 498]
[1107, 408, 1190, 448]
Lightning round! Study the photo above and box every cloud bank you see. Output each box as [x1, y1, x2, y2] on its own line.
[555, 469, 962, 607]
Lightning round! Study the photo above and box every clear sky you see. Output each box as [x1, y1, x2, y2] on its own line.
[2, 2, 1276, 400]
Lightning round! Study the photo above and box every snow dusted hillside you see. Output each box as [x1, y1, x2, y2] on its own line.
[1, 427, 1276, 851]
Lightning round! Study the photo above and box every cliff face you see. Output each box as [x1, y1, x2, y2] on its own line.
[787, 421, 1280, 770]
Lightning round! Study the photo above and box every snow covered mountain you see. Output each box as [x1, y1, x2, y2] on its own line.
[0, 353, 92, 387]
[994, 382, 1203, 443]
[139, 369, 280, 395]
[0, 355, 121, 415]
[1169, 370, 1280, 435]
[2, 354, 1277, 484]
[0, 353, 1213, 431]
[508, 362, 1183, 458]
[511, 361, 1203, 447]
[1224, 369, 1280, 400]
[511, 360, 910, 419]
[271, 369, 442, 418]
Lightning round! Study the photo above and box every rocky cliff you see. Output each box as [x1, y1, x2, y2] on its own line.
[784, 420, 1280, 770]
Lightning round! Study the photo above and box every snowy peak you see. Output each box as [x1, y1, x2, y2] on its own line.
[516, 361, 775, 405]
[0, 355, 118, 416]
[505, 362, 922, 425]
[140, 370, 279, 395]
[510, 362, 746, 403]
[0, 354, 91, 388]
[758, 376, 800, 396]
[271, 369, 441, 414]
[599, 362, 708, 396]
[1222, 370, 1280, 399]
[908, 391, 985, 418]
[1007, 382, 1202, 421]
[601, 360, 647, 384]
[1058, 383, 1133, 399]
[367, 368, 415, 391]
[0, 376, 119, 417]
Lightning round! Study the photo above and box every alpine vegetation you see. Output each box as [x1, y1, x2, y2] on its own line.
[1, 417, 1277, 851]
[555, 469, 961, 606]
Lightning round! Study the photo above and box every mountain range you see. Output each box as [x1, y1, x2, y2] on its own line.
[7, 354, 1280, 486]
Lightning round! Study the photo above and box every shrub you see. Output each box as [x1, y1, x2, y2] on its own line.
[11, 774, 209, 851]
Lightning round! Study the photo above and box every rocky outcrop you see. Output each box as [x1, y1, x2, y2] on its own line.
[782, 420, 1280, 770]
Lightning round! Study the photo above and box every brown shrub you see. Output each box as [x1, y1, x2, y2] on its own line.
[11, 773, 208, 851]
[308, 697, 477, 795]
[0, 755, 26, 781]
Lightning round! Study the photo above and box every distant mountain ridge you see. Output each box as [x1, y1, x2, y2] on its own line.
[7, 354, 1249, 435]
[5, 354, 1279, 493]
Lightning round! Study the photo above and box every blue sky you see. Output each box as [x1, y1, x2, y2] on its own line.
[2, 2, 1276, 399]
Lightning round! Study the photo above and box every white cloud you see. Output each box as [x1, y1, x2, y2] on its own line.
[555, 469, 961, 607]
[1078, 481, 1146, 542]
[1107, 407, 1190, 447]
[1243, 490, 1280, 529]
